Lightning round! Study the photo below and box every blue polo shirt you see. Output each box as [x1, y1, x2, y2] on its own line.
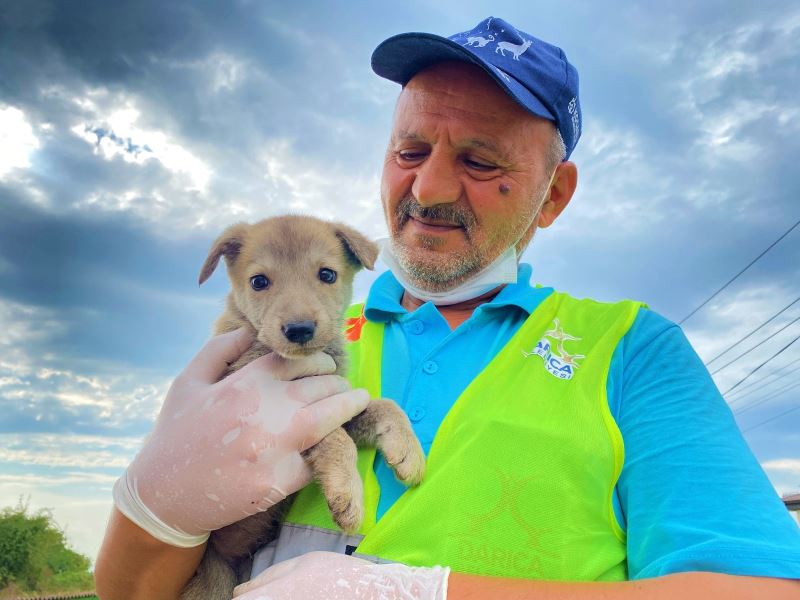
[363, 263, 800, 580]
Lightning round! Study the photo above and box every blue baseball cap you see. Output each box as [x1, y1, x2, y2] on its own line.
[371, 17, 582, 160]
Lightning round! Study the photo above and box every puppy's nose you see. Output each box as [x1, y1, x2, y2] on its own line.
[282, 320, 316, 344]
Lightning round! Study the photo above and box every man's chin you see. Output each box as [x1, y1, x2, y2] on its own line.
[393, 235, 461, 258]
[397, 256, 480, 292]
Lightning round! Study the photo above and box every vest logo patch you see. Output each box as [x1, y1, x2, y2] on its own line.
[522, 318, 584, 380]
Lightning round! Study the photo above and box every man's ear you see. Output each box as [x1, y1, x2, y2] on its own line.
[198, 223, 248, 285]
[334, 223, 378, 270]
[538, 161, 578, 229]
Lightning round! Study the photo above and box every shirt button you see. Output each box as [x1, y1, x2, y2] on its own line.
[409, 406, 426, 422]
[423, 360, 439, 374]
[408, 320, 425, 335]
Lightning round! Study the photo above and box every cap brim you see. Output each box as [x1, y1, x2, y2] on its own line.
[371, 32, 556, 124]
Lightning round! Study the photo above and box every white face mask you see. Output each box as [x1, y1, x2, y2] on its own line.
[378, 238, 518, 306]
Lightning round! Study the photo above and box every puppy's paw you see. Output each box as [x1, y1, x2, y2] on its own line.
[384, 432, 426, 487]
[346, 399, 427, 488]
[272, 351, 337, 381]
[306, 427, 363, 534]
[327, 476, 364, 534]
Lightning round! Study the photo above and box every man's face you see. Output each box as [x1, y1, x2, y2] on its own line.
[381, 61, 559, 292]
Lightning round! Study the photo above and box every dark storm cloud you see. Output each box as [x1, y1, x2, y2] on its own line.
[0, 390, 155, 437]
[527, 0, 800, 323]
[0, 0, 402, 166]
[0, 188, 226, 374]
[30, 125, 181, 211]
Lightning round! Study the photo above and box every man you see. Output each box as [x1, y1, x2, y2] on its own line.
[95, 17, 800, 600]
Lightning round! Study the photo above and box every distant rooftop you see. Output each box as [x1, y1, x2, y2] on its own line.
[782, 493, 800, 511]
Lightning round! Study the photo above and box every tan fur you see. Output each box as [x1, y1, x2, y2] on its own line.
[181, 215, 425, 600]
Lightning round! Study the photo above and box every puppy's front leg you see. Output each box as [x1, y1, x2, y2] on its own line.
[270, 351, 338, 381]
[303, 427, 363, 533]
[345, 400, 426, 486]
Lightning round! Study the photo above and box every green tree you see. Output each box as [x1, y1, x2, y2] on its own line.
[0, 499, 93, 594]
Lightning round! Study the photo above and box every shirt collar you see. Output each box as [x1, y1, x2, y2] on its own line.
[363, 262, 552, 323]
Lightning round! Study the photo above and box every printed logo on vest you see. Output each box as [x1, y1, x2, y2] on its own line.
[521, 318, 584, 380]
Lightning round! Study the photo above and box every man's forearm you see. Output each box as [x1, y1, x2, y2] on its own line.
[95, 507, 205, 600]
[447, 571, 800, 600]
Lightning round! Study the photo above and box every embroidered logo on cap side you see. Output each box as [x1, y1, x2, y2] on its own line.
[568, 97, 580, 139]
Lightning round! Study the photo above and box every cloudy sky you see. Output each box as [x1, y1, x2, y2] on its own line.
[1, 0, 799, 562]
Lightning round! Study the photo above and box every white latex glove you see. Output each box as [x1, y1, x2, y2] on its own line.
[232, 551, 449, 600]
[113, 328, 370, 547]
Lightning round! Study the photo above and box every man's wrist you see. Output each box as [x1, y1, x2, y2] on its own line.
[96, 507, 208, 600]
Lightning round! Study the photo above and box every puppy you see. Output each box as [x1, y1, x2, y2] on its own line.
[180, 215, 425, 600]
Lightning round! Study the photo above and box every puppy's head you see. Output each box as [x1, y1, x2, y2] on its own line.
[199, 215, 377, 358]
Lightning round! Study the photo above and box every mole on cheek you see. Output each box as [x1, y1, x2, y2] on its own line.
[499, 183, 511, 194]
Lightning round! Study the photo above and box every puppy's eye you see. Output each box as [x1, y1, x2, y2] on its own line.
[250, 275, 270, 291]
[318, 268, 337, 284]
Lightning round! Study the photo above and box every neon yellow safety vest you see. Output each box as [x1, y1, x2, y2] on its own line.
[285, 291, 643, 581]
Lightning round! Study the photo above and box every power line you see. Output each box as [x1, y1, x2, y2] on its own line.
[705, 296, 800, 366]
[742, 404, 800, 434]
[727, 359, 800, 406]
[727, 354, 800, 401]
[722, 333, 800, 395]
[734, 378, 800, 416]
[678, 217, 800, 325]
[710, 314, 800, 375]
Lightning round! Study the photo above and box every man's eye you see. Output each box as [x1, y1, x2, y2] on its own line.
[464, 158, 497, 171]
[397, 150, 428, 162]
[250, 275, 270, 291]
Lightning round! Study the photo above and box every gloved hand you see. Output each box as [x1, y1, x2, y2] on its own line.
[232, 551, 450, 600]
[113, 328, 370, 547]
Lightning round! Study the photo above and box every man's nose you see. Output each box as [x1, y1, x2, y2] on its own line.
[411, 151, 462, 207]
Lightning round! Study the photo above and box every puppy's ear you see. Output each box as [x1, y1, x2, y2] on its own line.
[199, 223, 248, 285]
[334, 223, 378, 271]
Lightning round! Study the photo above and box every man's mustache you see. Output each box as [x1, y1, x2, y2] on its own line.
[395, 196, 477, 232]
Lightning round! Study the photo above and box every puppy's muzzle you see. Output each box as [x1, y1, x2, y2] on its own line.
[282, 320, 316, 344]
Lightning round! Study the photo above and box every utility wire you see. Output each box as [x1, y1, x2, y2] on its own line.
[710, 314, 800, 375]
[727, 359, 800, 406]
[678, 217, 800, 325]
[727, 354, 800, 401]
[742, 404, 800, 434]
[734, 378, 800, 416]
[722, 334, 800, 395]
[705, 296, 800, 366]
